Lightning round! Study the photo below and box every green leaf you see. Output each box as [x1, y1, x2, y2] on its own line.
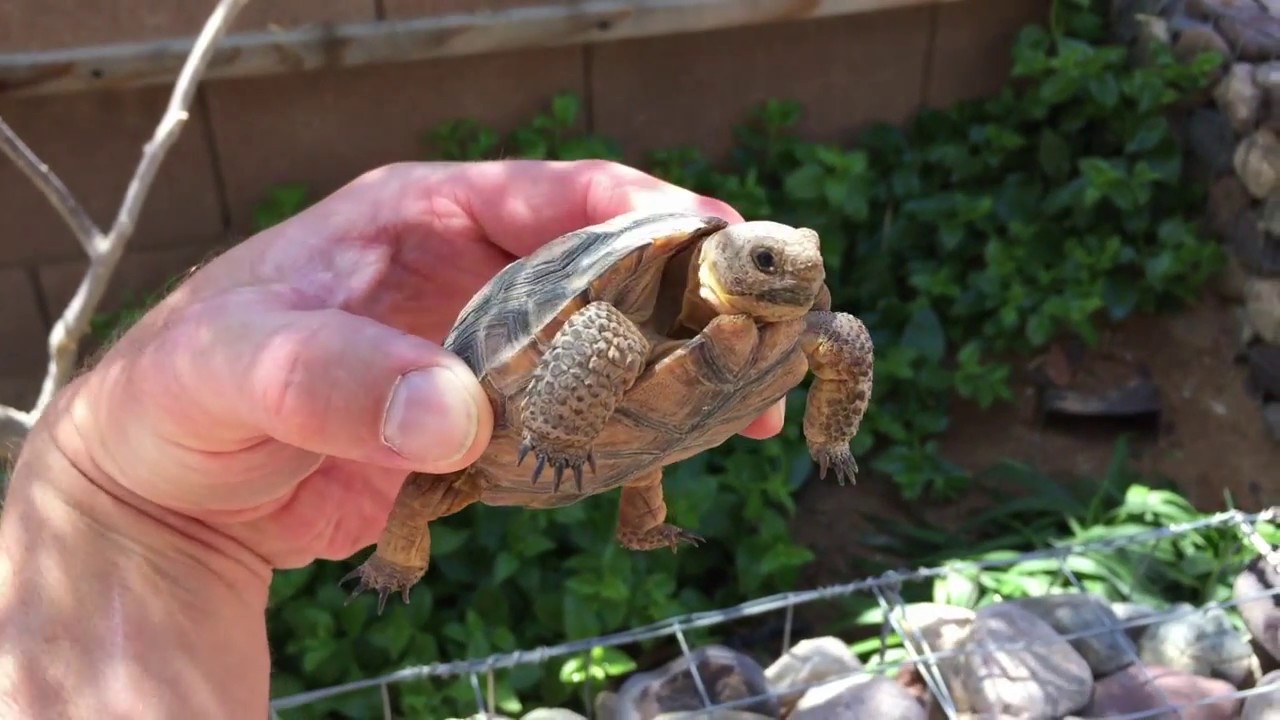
[1087, 74, 1120, 107]
[1101, 277, 1140, 320]
[1038, 72, 1078, 105]
[899, 304, 947, 361]
[784, 164, 826, 200]
[1038, 129, 1072, 180]
[431, 524, 468, 555]
[492, 552, 520, 584]
[1125, 116, 1169, 154]
[551, 92, 579, 127]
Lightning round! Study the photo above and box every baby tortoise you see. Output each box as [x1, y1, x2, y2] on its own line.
[343, 210, 874, 611]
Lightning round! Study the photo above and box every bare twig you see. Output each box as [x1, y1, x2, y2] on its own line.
[0, 118, 99, 253]
[0, 0, 253, 458]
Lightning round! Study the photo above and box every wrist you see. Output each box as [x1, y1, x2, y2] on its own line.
[8, 398, 275, 600]
[0, 404, 273, 718]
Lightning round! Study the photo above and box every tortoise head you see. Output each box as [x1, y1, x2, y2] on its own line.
[694, 220, 826, 322]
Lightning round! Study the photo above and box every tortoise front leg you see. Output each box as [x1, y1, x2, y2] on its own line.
[340, 470, 479, 613]
[799, 309, 875, 486]
[519, 300, 649, 493]
[615, 468, 704, 551]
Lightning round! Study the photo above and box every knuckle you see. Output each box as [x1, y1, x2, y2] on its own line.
[252, 321, 325, 434]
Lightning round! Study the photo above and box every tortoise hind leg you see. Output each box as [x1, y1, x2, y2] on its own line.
[518, 300, 649, 492]
[799, 310, 875, 486]
[340, 470, 479, 613]
[616, 468, 704, 551]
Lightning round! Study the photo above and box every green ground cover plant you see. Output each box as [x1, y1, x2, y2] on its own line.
[79, 1, 1237, 716]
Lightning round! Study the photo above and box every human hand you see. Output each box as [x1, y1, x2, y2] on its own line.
[30, 159, 785, 577]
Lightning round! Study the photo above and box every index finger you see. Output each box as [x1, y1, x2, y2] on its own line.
[444, 159, 746, 257]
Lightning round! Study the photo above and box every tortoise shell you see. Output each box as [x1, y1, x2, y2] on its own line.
[444, 210, 817, 507]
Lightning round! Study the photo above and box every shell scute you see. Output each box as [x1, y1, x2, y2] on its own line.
[443, 211, 728, 378]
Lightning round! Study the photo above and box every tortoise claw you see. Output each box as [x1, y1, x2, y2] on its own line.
[517, 436, 595, 493]
[338, 555, 422, 614]
[668, 527, 705, 553]
[619, 523, 705, 552]
[811, 444, 858, 486]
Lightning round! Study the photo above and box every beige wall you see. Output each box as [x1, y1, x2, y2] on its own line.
[0, 0, 1050, 408]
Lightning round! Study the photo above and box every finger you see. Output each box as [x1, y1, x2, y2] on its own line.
[454, 159, 746, 257]
[738, 398, 786, 440]
[102, 287, 493, 511]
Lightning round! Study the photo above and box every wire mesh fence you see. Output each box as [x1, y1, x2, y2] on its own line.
[269, 506, 1280, 719]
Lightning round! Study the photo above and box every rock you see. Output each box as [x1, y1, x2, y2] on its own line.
[1209, 174, 1252, 237]
[1218, 251, 1252, 301]
[520, 710, 587, 720]
[789, 673, 925, 720]
[1081, 662, 1242, 719]
[958, 603, 1094, 718]
[595, 691, 620, 720]
[894, 662, 931, 705]
[1243, 669, 1280, 719]
[894, 603, 976, 713]
[1112, 0, 1179, 42]
[1235, 555, 1280, 665]
[1112, 601, 1164, 644]
[1218, 62, 1264, 132]
[1147, 665, 1245, 719]
[1237, 129, 1280, 198]
[1261, 61, 1280, 90]
[1257, 62, 1280, 131]
[1264, 194, 1280, 236]
[1174, 22, 1233, 67]
[614, 645, 779, 720]
[1188, 0, 1253, 17]
[1138, 604, 1258, 687]
[1135, 13, 1174, 63]
[1227, 208, 1280, 276]
[1077, 662, 1168, 718]
[1218, 6, 1280, 61]
[764, 636, 863, 711]
[1265, 402, 1280, 442]
[1190, 108, 1238, 178]
[1244, 307, 1264, 353]
[1008, 593, 1138, 677]
[1247, 277, 1280, 344]
[1249, 343, 1280, 397]
[650, 707, 768, 712]
[896, 603, 976, 658]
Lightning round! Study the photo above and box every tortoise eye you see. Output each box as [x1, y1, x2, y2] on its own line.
[751, 248, 777, 273]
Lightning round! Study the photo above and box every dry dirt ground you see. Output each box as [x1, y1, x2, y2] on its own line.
[789, 290, 1280, 591]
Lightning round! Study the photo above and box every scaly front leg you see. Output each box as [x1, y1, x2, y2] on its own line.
[340, 470, 480, 613]
[519, 300, 649, 493]
[615, 468, 704, 551]
[799, 310, 875, 485]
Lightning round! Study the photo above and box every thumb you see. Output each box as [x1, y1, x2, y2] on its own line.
[141, 290, 494, 475]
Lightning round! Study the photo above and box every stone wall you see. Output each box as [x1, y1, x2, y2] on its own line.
[1115, 0, 1280, 436]
[0, 0, 1051, 409]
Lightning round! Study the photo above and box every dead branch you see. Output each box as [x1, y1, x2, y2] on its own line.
[0, 119, 98, 253]
[0, 0, 254, 459]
